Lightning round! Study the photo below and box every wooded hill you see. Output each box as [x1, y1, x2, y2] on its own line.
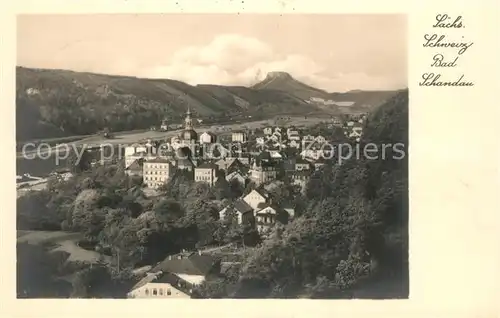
[16, 67, 399, 141]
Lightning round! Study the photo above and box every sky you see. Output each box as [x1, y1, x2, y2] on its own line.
[17, 14, 407, 92]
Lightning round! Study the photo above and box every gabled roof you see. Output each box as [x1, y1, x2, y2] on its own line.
[226, 170, 246, 181]
[201, 131, 216, 136]
[126, 159, 143, 171]
[256, 204, 277, 215]
[151, 253, 216, 276]
[196, 162, 218, 170]
[233, 199, 253, 214]
[146, 157, 171, 164]
[247, 187, 269, 199]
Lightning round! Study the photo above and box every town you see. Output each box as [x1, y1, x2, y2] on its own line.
[17, 107, 374, 299]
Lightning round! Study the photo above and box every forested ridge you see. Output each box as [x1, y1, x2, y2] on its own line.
[17, 89, 408, 298]
[16, 67, 398, 141]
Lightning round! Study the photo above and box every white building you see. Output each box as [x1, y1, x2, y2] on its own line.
[143, 158, 175, 189]
[194, 163, 219, 186]
[232, 131, 248, 143]
[127, 253, 217, 299]
[243, 189, 269, 211]
[199, 131, 216, 144]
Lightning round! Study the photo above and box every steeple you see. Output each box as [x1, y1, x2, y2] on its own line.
[184, 106, 193, 129]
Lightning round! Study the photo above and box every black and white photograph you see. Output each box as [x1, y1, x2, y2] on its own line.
[16, 14, 408, 299]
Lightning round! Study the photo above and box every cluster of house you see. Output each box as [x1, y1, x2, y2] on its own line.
[123, 108, 338, 234]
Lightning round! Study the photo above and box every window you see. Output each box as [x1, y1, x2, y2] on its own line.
[167, 288, 172, 296]
[159, 289, 164, 296]
[153, 289, 158, 296]
[145, 288, 149, 295]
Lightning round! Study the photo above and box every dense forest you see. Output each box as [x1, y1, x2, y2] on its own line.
[16, 89, 408, 298]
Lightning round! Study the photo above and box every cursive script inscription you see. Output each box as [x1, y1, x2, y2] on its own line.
[433, 14, 464, 28]
[431, 54, 458, 67]
[419, 13, 474, 87]
[423, 34, 473, 55]
[419, 73, 474, 86]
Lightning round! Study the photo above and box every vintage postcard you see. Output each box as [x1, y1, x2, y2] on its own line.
[1, 1, 499, 318]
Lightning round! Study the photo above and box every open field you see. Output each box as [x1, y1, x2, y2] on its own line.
[17, 230, 83, 245]
[76, 116, 330, 145]
[17, 230, 111, 264]
[17, 116, 329, 159]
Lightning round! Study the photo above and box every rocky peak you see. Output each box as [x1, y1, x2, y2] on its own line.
[264, 71, 294, 81]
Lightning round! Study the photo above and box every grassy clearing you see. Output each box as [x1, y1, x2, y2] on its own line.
[51, 240, 112, 264]
[17, 230, 83, 245]
[17, 230, 112, 264]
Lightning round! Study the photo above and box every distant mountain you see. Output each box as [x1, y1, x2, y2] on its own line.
[16, 67, 400, 141]
[252, 71, 400, 114]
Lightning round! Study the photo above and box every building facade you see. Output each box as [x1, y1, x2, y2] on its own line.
[143, 158, 174, 189]
[194, 163, 219, 186]
[232, 131, 248, 143]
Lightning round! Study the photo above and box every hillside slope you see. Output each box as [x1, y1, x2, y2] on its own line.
[252, 71, 399, 114]
[16, 67, 400, 141]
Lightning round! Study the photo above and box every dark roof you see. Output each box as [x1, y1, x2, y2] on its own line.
[233, 199, 253, 214]
[151, 253, 217, 276]
[177, 158, 194, 167]
[146, 157, 171, 164]
[256, 151, 271, 160]
[196, 163, 218, 169]
[256, 202, 269, 209]
[295, 157, 311, 165]
[201, 131, 217, 136]
[126, 160, 143, 171]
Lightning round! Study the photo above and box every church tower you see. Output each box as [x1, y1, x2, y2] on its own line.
[180, 106, 198, 144]
[185, 107, 193, 129]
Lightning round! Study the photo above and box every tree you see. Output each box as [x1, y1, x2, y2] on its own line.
[66, 148, 92, 173]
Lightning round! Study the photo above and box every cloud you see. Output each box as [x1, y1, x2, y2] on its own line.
[143, 34, 404, 92]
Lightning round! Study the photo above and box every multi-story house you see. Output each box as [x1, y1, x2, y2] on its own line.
[218, 199, 254, 225]
[143, 158, 174, 189]
[255, 204, 278, 234]
[231, 131, 248, 143]
[249, 160, 278, 185]
[243, 188, 269, 211]
[194, 163, 219, 186]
